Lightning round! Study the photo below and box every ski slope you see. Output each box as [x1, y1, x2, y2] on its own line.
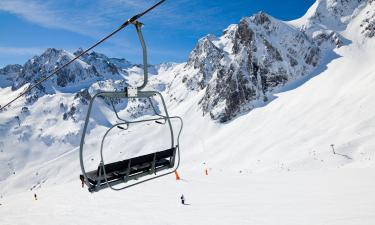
[1, 169, 375, 225]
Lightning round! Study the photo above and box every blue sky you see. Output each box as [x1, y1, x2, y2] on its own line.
[0, 0, 315, 67]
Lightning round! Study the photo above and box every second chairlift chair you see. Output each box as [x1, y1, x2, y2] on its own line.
[79, 20, 183, 193]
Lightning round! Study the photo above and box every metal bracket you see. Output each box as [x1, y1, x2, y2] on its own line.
[130, 20, 144, 28]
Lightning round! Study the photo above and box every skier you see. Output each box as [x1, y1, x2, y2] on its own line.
[80, 175, 85, 188]
[180, 194, 185, 205]
[34, 193, 37, 200]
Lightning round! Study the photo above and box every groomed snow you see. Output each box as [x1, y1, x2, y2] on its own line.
[1, 169, 375, 225]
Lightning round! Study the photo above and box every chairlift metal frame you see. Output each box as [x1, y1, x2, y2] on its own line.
[79, 20, 183, 192]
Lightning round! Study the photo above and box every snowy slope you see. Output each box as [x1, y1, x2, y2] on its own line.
[0, 1, 375, 224]
[1, 169, 375, 225]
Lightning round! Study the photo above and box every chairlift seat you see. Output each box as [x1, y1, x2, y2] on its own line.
[81, 147, 176, 186]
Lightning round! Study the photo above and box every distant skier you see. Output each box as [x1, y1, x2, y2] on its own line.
[34, 193, 37, 201]
[80, 175, 85, 188]
[180, 194, 185, 205]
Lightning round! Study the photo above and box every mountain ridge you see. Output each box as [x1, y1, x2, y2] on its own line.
[1, 1, 373, 123]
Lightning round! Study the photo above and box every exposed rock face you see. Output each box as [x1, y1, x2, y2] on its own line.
[6, 48, 103, 103]
[0, 64, 23, 87]
[0, 64, 22, 76]
[182, 35, 224, 91]
[2, 48, 137, 105]
[171, 12, 321, 122]
[74, 89, 92, 105]
[13, 48, 100, 89]
[362, 15, 375, 38]
[360, 2, 375, 38]
[73, 49, 126, 76]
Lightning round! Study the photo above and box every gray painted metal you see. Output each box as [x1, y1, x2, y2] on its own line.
[134, 22, 148, 91]
[79, 20, 183, 192]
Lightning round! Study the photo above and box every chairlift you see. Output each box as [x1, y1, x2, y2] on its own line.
[79, 11, 183, 192]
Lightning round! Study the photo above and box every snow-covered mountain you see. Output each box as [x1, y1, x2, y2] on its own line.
[170, 12, 323, 122]
[0, 0, 374, 207]
[169, 0, 374, 122]
[2, 1, 373, 123]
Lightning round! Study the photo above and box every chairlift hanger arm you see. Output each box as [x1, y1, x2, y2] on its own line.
[134, 22, 148, 91]
[0, 0, 166, 111]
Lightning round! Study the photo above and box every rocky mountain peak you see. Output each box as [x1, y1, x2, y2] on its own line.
[0, 64, 22, 76]
[169, 8, 323, 122]
[0, 46, 176, 116]
[251, 11, 272, 25]
[187, 35, 221, 68]
[14, 48, 99, 90]
[73, 49, 121, 77]
[183, 35, 224, 90]
[294, 0, 367, 33]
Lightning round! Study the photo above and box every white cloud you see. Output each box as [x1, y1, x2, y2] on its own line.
[0, 0, 108, 36]
[0, 0, 166, 36]
[0, 46, 44, 56]
[1, 1, 70, 31]
[0, 0, 223, 36]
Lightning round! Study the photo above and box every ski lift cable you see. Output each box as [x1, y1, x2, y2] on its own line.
[0, 0, 166, 111]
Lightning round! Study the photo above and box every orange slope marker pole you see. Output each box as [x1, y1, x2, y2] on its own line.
[175, 171, 181, 180]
